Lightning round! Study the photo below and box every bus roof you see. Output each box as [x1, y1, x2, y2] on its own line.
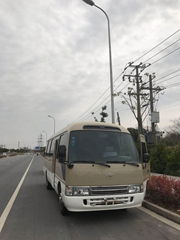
[48, 122, 129, 140]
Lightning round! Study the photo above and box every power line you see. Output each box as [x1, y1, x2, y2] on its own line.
[165, 81, 180, 88]
[150, 46, 180, 65]
[73, 30, 180, 123]
[133, 29, 180, 63]
[154, 68, 180, 82]
[157, 74, 180, 84]
[144, 38, 180, 63]
[74, 69, 127, 122]
[79, 79, 132, 121]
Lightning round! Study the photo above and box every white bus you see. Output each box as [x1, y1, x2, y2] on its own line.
[43, 122, 150, 215]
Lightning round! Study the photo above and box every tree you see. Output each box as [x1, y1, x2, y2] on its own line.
[127, 128, 138, 142]
[163, 118, 180, 145]
[168, 118, 180, 134]
[150, 143, 169, 174]
[165, 145, 180, 176]
[100, 106, 108, 122]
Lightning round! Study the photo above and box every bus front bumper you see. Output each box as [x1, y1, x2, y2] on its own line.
[62, 192, 145, 212]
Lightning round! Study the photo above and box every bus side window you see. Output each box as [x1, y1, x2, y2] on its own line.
[45, 141, 49, 155]
[49, 138, 56, 155]
[58, 133, 68, 161]
[55, 136, 61, 159]
[46, 140, 52, 156]
[59, 133, 68, 146]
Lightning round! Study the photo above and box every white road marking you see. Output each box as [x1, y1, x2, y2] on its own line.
[0, 155, 35, 233]
[139, 207, 180, 231]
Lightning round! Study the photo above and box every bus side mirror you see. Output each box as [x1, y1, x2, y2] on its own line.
[58, 145, 66, 162]
[143, 153, 150, 163]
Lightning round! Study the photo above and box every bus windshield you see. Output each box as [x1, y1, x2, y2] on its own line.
[68, 130, 139, 164]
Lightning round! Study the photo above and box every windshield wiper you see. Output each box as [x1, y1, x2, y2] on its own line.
[106, 160, 139, 167]
[68, 160, 110, 168]
[93, 162, 111, 168]
[67, 160, 94, 169]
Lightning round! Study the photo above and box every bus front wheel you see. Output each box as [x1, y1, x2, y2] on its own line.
[45, 173, 53, 190]
[58, 184, 68, 216]
[59, 198, 68, 216]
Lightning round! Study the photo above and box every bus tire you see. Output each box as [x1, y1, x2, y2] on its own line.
[46, 172, 53, 190]
[59, 199, 68, 216]
[58, 183, 68, 216]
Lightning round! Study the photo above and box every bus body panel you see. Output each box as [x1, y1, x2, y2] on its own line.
[65, 164, 144, 186]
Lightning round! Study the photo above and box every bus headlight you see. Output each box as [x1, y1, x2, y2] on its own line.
[128, 184, 143, 193]
[73, 187, 89, 196]
[65, 186, 90, 196]
[65, 186, 73, 196]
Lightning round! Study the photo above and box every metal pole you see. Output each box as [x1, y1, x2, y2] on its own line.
[94, 5, 115, 123]
[53, 118, 55, 134]
[48, 115, 56, 135]
[149, 74, 156, 144]
[82, 1, 115, 123]
[135, 66, 143, 161]
[136, 66, 143, 134]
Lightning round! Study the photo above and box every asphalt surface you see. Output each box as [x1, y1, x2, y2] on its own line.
[0, 155, 179, 240]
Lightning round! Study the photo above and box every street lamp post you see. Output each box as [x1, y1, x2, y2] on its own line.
[48, 115, 56, 134]
[82, 0, 115, 123]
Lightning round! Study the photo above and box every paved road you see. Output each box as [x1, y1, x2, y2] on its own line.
[0, 155, 179, 240]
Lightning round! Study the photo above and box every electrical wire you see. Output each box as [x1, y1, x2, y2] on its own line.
[72, 30, 180, 124]
[150, 46, 180, 65]
[79, 79, 132, 121]
[144, 38, 180, 63]
[133, 29, 180, 63]
[75, 38, 180, 122]
[156, 74, 180, 85]
[165, 81, 180, 88]
[154, 68, 180, 82]
[74, 69, 126, 122]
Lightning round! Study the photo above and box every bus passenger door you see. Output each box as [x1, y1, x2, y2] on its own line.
[55, 133, 68, 183]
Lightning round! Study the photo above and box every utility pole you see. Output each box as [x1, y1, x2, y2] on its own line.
[121, 62, 150, 161]
[37, 134, 43, 149]
[18, 141, 20, 150]
[135, 66, 143, 135]
[141, 73, 164, 144]
[149, 74, 156, 139]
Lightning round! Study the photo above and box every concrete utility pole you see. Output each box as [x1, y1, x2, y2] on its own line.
[135, 66, 143, 135]
[37, 134, 43, 149]
[141, 73, 164, 144]
[121, 62, 150, 161]
[149, 74, 156, 136]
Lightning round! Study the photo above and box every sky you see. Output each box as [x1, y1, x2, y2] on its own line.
[0, 0, 180, 148]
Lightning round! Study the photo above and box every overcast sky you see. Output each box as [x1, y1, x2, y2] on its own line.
[0, 0, 180, 148]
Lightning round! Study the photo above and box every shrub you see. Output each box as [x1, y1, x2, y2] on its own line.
[146, 176, 180, 212]
[150, 144, 169, 174]
[150, 144, 180, 177]
[165, 145, 180, 176]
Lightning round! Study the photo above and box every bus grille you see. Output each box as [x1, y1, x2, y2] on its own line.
[88, 196, 131, 206]
[90, 186, 129, 196]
